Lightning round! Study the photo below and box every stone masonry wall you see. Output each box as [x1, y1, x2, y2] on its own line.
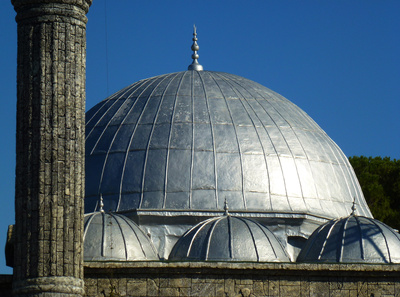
[0, 262, 398, 296]
[12, 1, 92, 295]
[84, 262, 400, 297]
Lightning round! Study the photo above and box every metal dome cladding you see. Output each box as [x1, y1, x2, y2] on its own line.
[83, 212, 159, 261]
[297, 215, 400, 263]
[169, 215, 290, 262]
[85, 70, 372, 220]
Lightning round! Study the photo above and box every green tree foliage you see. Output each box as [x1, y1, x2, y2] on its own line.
[349, 156, 400, 230]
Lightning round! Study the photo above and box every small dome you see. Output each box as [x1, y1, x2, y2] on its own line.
[297, 215, 400, 263]
[83, 212, 158, 261]
[169, 215, 290, 262]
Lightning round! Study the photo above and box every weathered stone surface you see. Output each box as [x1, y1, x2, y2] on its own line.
[252, 281, 264, 296]
[127, 280, 147, 296]
[310, 281, 330, 297]
[268, 277, 280, 297]
[225, 278, 236, 297]
[11, 0, 91, 296]
[79, 262, 400, 296]
[159, 287, 179, 297]
[191, 282, 216, 296]
[147, 278, 159, 296]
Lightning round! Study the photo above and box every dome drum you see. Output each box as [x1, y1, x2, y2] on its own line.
[93, 208, 327, 260]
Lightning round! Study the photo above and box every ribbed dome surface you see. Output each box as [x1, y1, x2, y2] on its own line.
[85, 70, 371, 220]
[169, 215, 290, 262]
[297, 215, 400, 263]
[83, 212, 158, 261]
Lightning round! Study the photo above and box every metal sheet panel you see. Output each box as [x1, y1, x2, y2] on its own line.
[85, 71, 372, 221]
[169, 215, 290, 262]
[297, 216, 400, 263]
[83, 212, 159, 261]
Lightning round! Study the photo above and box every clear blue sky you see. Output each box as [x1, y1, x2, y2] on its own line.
[0, 0, 399, 274]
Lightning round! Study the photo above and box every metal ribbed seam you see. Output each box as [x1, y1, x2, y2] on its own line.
[215, 72, 291, 210]
[209, 73, 246, 208]
[197, 72, 219, 208]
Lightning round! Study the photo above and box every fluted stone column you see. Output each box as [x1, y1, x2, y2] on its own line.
[11, 1, 92, 296]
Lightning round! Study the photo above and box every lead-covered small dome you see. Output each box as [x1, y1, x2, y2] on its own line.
[169, 215, 290, 262]
[85, 70, 372, 221]
[297, 215, 400, 263]
[83, 212, 158, 261]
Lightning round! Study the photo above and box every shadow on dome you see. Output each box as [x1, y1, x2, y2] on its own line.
[84, 212, 159, 261]
[297, 215, 400, 263]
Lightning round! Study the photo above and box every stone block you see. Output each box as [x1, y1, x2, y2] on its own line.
[84, 278, 98, 296]
[368, 282, 395, 296]
[300, 278, 310, 297]
[280, 285, 301, 296]
[169, 277, 191, 288]
[349, 289, 362, 297]
[159, 287, 179, 297]
[395, 282, 400, 297]
[127, 280, 147, 296]
[192, 276, 208, 284]
[179, 287, 190, 296]
[118, 278, 127, 296]
[191, 282, 216, 296]
[147, 278, 159, 297]
[341, 281, 359, 290]
[216, 283, 226, 297]
[268, 279, 280, 297]
[97, 278, 112, 296]
[357, 281, 369, 297]
[225, 278, 236, 296]
[239, 278, 253, 285]
[239, 287, 251, 297]
[252, 280, 264, 296]
[159, 278, 169, 288]
[310, 281, 330, 297]
[330, 289, 350, 297]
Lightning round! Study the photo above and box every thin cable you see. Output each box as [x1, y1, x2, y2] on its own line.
[104, 0, 110, 95]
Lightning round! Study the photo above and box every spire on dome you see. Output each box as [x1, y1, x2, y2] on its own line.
[351, 197, 356, 215]
[224, 198, 229, 216]
[99, 194, 104, 213]
[188, 25, 203, 71]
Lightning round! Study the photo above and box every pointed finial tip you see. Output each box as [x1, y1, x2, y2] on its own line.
[188, 25, 203, 71]
[224, 198, 229, 216]
[99, 194, 104, 213]
[351, 197, 356, 215]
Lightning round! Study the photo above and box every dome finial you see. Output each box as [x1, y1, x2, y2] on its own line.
[351, 197, 356, 215]
[188, 25, 203, 71]
[224, 198, 229, 216]
[99, 194, 105, 213]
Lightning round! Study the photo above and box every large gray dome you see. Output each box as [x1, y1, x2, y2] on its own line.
[85, 70, 372, 220]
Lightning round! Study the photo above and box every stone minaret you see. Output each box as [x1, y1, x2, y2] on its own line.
[11, 0, 92, 296]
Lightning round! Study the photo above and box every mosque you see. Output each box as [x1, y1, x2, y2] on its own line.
[4, 1, 400, 296]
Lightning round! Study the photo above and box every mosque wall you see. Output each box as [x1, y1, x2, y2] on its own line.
[0, 262, 398, 296]
[83, 262, 400, 297]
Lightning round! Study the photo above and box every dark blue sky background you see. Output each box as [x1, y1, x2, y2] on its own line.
[0, 0, 399, 273]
